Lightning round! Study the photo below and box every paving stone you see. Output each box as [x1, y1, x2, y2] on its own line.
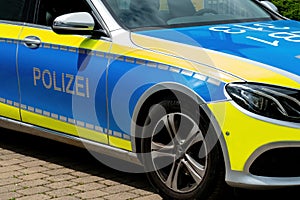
[17, 186, 51, 195]
[70, 171, 90, 177]
[17, 193, 51, 200]
[46, 188, 79, 198]
[0, 177, 22, 187]
[0, 170, 23, 179]
[46, 181, 78, 189]
[71, 176, 104, 184]
[19, 156, 39, 162]
[0, 165, 24, 173]
[0, 184, 22, 194]
[17, 179, 50, 188]
[45, 174, 76, 182]
[100, 180, 120, 186]
[0, 158, 24, 166]
[0, 131, 161, 200]
[0, 191, 22, 200]
[103, 192, 139, 200]
[72, 182, 106, 191]
[101, 184, 135, 194]
[18, 173, 49, 181]
[0, 149, 15, 155]
[0, 153, 23, 160]
[51, 196, 81, 200]
[75, 190, 109, 199]
[90, 198, 106, 200]
[18, 166, 49, 174]
[43, 163, 64, 169]
[19, 160, 48, 167]
[43, 168, 74, 176]
[131, 189, 155, 196]
[133, 194, 163, 200]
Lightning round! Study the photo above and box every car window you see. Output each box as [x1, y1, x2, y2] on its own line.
[103, 0, 273, 29]
[36, 0, 93, 26]
[0, 0, 26, 22]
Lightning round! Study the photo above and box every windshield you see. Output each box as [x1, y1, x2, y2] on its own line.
[103, 0, 273, 30]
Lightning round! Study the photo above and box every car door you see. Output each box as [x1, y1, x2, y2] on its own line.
[0, 0, 32, 120]
[17, 0, 110, 144]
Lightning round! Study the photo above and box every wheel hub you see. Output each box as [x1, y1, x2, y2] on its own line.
[175, 145, 185, 159]
[150, 112, 209, 193]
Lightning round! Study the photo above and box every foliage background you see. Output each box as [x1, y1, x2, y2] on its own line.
[270, 0, 300, 21]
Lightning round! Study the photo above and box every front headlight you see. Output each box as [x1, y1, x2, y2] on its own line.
[226, 83, 300, 123]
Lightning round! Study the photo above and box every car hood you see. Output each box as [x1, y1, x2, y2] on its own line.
[131, 20, 300, 87]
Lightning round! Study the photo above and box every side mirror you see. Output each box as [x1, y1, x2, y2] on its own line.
[259, 1, 279, 13]
[52, 12, 95, 35]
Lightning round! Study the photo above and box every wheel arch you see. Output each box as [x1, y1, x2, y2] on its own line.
[130, 82, 231, 172]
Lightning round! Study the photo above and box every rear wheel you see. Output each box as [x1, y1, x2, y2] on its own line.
[141, 101, 225, 200]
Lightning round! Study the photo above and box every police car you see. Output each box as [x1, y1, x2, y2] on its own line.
[1, 0, 300, 199]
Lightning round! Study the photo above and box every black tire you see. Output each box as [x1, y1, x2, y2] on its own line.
[141, 100, 226, 200]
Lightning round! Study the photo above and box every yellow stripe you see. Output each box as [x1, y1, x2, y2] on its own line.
[22, 110, 133, 151]
[109, 136, 132, 151]
[207, 51, 300, 89]
[209, 102, 300, 171]
[19, 27, 111, 51]
[22, 110, 108, 144]
[0, 102, 20, 120]
[0, 23, 22, 39]
[110, 43, 238, 83]
[131, 34, 300, 89]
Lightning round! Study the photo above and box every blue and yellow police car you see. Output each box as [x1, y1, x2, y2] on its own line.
[1, 0, 300, 199]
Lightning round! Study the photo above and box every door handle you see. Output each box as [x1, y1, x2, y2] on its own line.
[23, 36, 41, 49]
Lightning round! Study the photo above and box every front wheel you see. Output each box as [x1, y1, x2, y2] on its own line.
[141, 101, 226, 200]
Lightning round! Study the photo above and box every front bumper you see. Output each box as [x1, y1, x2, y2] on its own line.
[226, 170, 300, 189]
[208, 101, 300, 188]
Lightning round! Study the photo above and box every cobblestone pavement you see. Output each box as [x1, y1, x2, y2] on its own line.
[0, 128, 299, 200]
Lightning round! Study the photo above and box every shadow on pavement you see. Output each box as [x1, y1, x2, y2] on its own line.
[0, 128, 154, 192]
[0, 128, 299, 199]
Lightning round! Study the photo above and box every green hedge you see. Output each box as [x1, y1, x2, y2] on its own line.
[270, 0, 300, 21]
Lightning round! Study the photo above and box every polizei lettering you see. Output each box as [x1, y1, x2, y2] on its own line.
[33, 67, 90, 98]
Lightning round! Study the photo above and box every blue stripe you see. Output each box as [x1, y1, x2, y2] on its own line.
[0, 38, 20, 104]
